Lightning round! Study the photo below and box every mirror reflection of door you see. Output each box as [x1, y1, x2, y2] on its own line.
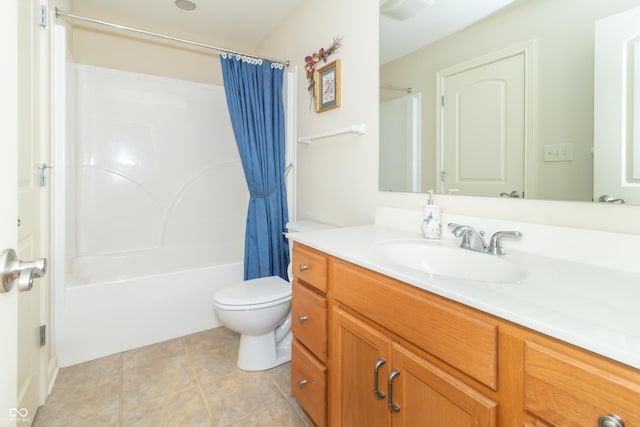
[380, 92, 422, 192]
[594, 6, 640, 204]
[440, 52, 526, 198]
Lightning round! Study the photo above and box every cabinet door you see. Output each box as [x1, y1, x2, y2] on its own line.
[391, 344, 497, 427]
[331, 307, 393, 427]
[524, 341, 640, 427]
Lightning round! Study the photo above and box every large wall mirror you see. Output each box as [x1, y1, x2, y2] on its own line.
[379, 0, 640, 205]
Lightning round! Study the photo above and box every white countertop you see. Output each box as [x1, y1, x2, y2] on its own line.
[290, 225, 640, 369]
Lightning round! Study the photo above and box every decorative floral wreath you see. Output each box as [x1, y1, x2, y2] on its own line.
[304, 36, 343, 104]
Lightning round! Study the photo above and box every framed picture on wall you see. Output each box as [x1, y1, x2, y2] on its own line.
[316, 59, 341, 112]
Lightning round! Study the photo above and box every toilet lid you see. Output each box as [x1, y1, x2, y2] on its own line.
[214, 276, 291, 306]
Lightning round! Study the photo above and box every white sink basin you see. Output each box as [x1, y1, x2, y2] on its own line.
[373, 239, 527, 284]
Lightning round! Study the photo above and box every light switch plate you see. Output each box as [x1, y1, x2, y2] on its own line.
[544, 143, 573, 162]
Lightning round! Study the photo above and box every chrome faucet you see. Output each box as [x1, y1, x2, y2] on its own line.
[448, 223, 522, 255]
[448, 223, 488, 253]
[487, 230, 522, 255]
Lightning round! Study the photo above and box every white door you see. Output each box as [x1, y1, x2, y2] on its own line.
[594, 7, 640, 204]
[17, 0, 49, 422]
[1, 0, 22, 423]
[441, 53, 525, 198]
[379, 93, 422, 192]
[1, 2, 49, 425]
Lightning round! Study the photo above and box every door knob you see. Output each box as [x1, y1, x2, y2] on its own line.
[1, 249, 47, 293]
[598, 195, 626, 203]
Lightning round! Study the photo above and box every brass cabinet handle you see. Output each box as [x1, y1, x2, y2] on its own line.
[387, 368, 401, 413]
[373, 357, 386, 398]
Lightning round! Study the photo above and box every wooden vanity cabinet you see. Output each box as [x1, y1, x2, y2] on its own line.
[329, 260, 497, 427]
[291, 244, 328, 427]
[331, 306, 497, 427]
[291, 243, 640, 427]
[522, 339, 640, 427]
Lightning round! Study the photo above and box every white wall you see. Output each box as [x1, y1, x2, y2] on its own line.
[70, 26, 223, 85]
[257, 1, 380, 226]
[259, 0, 640, 235]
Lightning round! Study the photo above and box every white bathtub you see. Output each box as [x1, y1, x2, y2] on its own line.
[51, 58, 250, 367]
[55, 261, 243, 367]
[66, 245, 242, 286]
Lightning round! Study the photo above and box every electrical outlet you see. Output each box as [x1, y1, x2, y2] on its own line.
[543, 143, 573, 162]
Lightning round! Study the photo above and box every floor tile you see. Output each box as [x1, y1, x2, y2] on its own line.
[202, 370, 287, 426]
[56, 353, 121, 384]
[121, 354, 196, 409]
[33, 394, 120, 427]
[221, 400, 308, 427]
[121, 387, 212, 427]
[34, 327, 309, 427]
[121, 337, 186, 370]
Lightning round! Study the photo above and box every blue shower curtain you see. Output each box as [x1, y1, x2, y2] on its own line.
[220, 54, 290, 281]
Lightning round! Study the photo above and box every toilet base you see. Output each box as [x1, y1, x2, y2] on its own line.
[237, 330, 292, 371]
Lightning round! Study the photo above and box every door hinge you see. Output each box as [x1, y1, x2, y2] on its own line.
[39, 163, 53, 187]
[440, 170, 447, 183]
[39, 5, 47, 28]
[39, 325, 46, 346]
[441, 95, 444, 107]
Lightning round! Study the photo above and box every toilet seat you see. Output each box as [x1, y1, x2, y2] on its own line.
[213, 276, 291, 311]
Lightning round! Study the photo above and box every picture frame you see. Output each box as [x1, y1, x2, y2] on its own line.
[316, 59, 341, 112]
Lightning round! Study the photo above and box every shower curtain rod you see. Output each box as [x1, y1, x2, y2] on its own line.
[380, 83, 413, 93]
[54, 8, 290, 67]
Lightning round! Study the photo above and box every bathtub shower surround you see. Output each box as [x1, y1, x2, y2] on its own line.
[54, 62, 248, 366]
[70, 64, 248, 282]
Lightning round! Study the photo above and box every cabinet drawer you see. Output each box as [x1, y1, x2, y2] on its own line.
[292, 244, 328, 292]
[524, 341, 640, 426]
[292, 280, 327, 361]
[333, 260, 498, 389]
[292, 339, 327, 427]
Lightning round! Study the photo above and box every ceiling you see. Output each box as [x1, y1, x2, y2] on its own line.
[67, 0, 304, 48]
[380, 0, 521, 64]
[67, 0, 520, 64]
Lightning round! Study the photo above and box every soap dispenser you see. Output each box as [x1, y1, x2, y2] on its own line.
[422, 190, 441, 240]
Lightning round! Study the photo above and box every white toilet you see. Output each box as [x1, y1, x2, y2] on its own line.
[213, 220, 332, 371]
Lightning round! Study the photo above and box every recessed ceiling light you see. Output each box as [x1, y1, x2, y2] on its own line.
[175, 0, 197, 12]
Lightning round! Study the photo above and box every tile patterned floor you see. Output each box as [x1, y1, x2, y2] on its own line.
[33, 327, 313, 427]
